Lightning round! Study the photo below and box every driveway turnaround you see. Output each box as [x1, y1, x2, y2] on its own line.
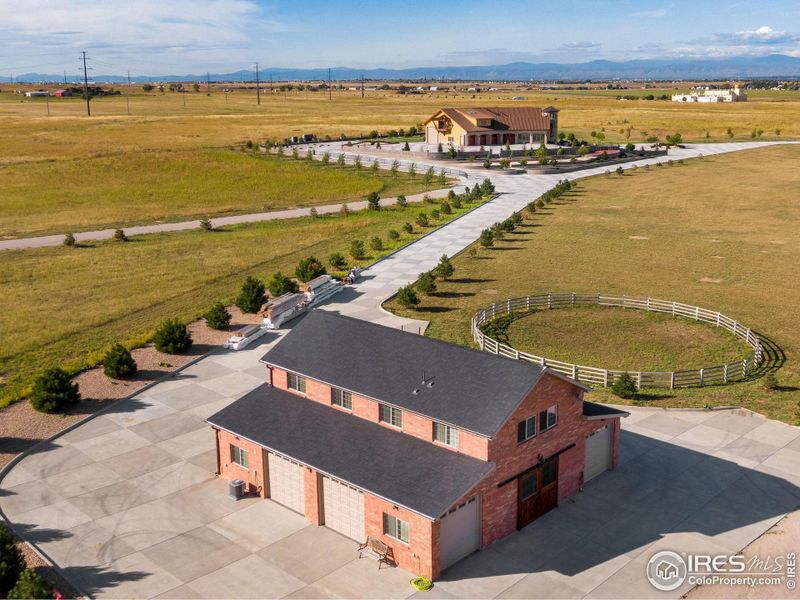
[2, 141, 799, 598]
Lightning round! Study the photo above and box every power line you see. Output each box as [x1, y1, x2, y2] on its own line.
[254, 62, 260, 105]
[80, 50, 91, 117]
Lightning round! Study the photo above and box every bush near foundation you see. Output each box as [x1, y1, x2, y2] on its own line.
[236, 276, 266, 313]
[30, 367, 80, 414]
[7, 570, 55, 600]
[204, 301, 232, 330]
[0, 522, 24, 597]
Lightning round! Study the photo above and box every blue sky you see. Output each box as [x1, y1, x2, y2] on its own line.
[2, 0, 800, 75]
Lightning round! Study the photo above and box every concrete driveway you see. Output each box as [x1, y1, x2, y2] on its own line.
[1, 334, 798, 599]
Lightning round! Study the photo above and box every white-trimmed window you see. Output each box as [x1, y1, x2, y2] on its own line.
[331, 387, 352, 410]
[383, 513, 409, 543]
[433, 422, 459, 448]
[517, 415, 536, 443]
[379, 404, 402, 428]
[230, 444, 249, 468]
[539, 405, 557, 433]
[287, 372, 306, 393]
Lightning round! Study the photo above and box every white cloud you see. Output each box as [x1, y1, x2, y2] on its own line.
[557, 41, 602, 51]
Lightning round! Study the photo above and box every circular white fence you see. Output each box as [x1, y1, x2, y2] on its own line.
[472, 293, 764, 389]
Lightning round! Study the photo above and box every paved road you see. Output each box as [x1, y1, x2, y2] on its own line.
[0, 188, 458, 252]
[1, 141, 798, 599]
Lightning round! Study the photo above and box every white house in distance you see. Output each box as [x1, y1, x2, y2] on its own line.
[672, 85, 747, 103]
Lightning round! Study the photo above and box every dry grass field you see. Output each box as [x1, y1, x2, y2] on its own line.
[386, 145, 800, 424]
[0, 151, 433, 237]
[0, 195, 482, 409]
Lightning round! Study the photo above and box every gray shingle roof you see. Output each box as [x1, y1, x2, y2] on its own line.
[582, 401, 630, 419]
[260, 310, 547, 436]
[207, 384, 494, 519]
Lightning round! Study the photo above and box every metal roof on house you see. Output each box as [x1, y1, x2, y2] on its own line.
[430, 107, 553, 133]
[207, 384, 494, 519]
[260, 310, 549, 437]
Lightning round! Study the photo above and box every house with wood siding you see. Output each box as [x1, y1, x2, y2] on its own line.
[207, 310, 626, 580]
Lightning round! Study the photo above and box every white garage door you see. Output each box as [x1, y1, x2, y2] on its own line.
[584, 425, 613, 483]
[322, 476, 365, 542]
[440, 496, 481, 571]
[268, 452, 305, 514]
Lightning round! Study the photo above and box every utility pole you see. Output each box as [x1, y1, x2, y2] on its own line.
[206, 71, 210, 93]
[361, 75, 364, 98]
[126, 70, 131, 115]
[80, 50, 91, 116]
[328, 68, 331, 100]
[270, 74, 273, 94]
[63, 70, 67, 85]
[254, 62, 260, 105]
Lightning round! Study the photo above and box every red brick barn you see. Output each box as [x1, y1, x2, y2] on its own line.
[208, 311, 627, 580]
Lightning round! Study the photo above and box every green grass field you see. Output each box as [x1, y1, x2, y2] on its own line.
[0, 151, 435, 237]
[0, 195, 482, 408]
[386, 145, 800, 424]
[504, 306, 750, 371]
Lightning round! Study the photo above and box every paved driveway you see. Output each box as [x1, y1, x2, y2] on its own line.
[2, 337, 798, 599]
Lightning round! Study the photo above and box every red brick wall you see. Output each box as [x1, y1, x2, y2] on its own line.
[268, 366, 489, 460]
[439, 373, 620, 550]
[363, 494, 437, 580]
[304, 468, 322, 525]
[215, 428, 266, 498]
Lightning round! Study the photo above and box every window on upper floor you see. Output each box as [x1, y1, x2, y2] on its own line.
[433, 422, 459, 448]
[383, 513, 409, 543]
[331, 387, 352, 410]
[230, 444, 249, 468]
[517, 415, 536, 444]
[539, 405, 557, 433]
[287, 372, 306, 393]
[379, 403, 402, 428]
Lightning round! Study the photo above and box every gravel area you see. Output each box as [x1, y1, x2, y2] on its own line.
[0, 306, 261, 592]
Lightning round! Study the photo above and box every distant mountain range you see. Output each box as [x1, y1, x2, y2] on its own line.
[4, 54, 800, 84]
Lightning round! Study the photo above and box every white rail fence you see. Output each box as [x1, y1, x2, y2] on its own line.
[472, 293, 764, 389]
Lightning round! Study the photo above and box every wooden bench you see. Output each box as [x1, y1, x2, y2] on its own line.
[357, 536, 395, 569]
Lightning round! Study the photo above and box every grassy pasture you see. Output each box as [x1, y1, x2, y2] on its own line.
[1, 86, 799, 167]
[386, 145, 800, 424]
[505, 306, 750, 372]
[0, 196, 481, 408]
[0, 151, 434, 237]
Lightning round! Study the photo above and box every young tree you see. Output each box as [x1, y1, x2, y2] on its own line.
[350, 239, 365, 260]
[268, 272, 299, 297]
[616, 166, 624, 175]
[438, 169, 448, 185]
[153, 319, 193, 353]
[63, 232, 76, 247]
[430, 209, 441, 220]
[336, 153, 346, 166]
[235, 276, 266, 313]
[415, 213, 429, 227]
[415, 271, 437, 295]
[396, 285, 419, 309]
[321, 152, 330, 165]
[402, 222, 413, 234]
[440, 201, 452, 215]
[353, 155, 362, 170]
[367, 192, 381, 210]
[536, 143, 548, 165]
[295, 256, 326, 282]
[396, 194, 407, 207]
[408, 162, 416, 178]
[340, 203, 350, 215]
[30, 367, 80, 414]
[424, 166, 435, 187]
[433, 254, 455, 279]
[479, 229, 494, 248]
[103, 344, 137, 379]
[328, 252, 347, 270]
[665, 133, 683, 146]
[612, 373, 637, 399]
[390, 160, 400, 176]
[113, 229, 128, 242]
[388, 229, 400, 241]
[402, 141, 410, 151]
[0, 522, 24, 597]
[199, 218, 213, 231]
[370, 159, 380, 174]
[370, 236, 383, 251]
[204, 301, 232, 330]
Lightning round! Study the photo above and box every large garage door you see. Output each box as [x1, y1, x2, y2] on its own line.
[584, 425, 613, 483]
[322, 476, 365, 541]
[267, 453, 305, 514]
[440, 497, 480, 571]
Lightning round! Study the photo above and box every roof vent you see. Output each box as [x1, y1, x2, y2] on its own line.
[412, 388, 420, 395]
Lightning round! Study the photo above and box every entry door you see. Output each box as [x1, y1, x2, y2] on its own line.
[517, 457, 558, 529]
[267, 452, 305, 514]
